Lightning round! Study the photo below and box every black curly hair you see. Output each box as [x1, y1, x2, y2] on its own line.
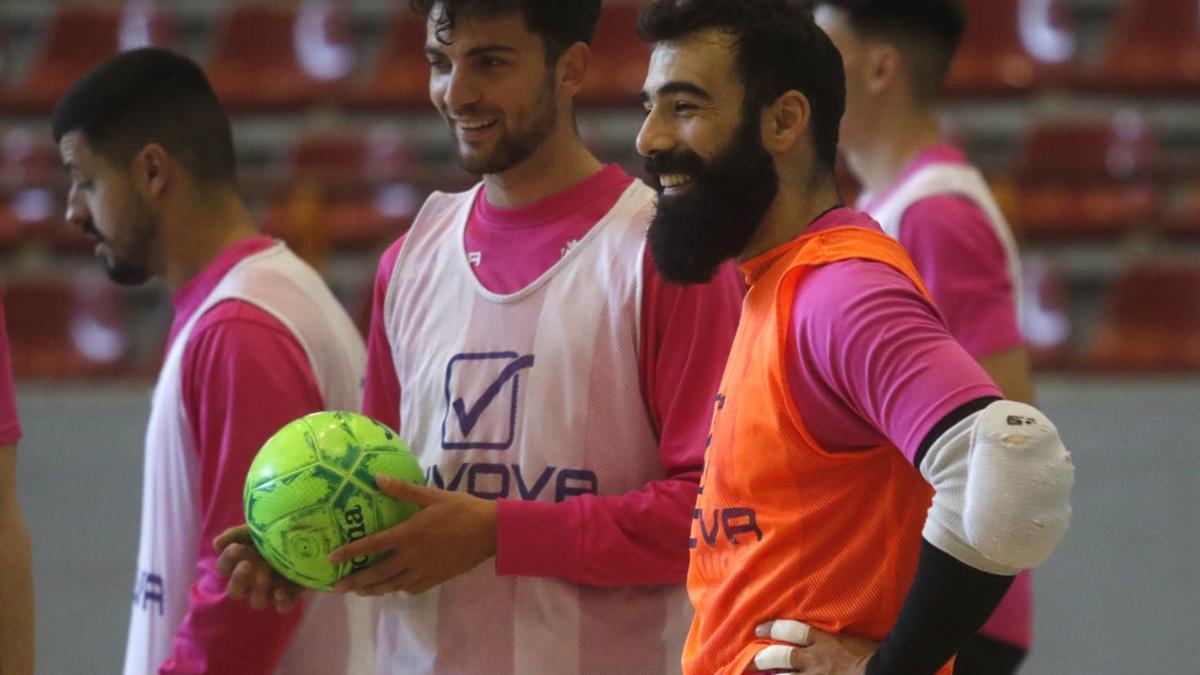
[410, 0, 602, 65]
[637, 0, 845, 171]
[52, 48, 236, 185]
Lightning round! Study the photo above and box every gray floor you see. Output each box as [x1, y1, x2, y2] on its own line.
[13, 377, 1200, 674]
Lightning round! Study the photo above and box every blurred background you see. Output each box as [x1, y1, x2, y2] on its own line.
[1, 0, 1197, 673]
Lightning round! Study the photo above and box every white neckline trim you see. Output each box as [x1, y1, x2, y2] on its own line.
[454, 181, 647, 304]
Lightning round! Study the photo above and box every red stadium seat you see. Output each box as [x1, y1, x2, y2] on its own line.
[261, 182, 422, 254]
[0, 127, 62, 194]
[2, 3, 175, 113]
[285, 129, 423, 189]
[1163, 176, 1200, 239]
[1086, 263, 1200, 370]
[261, 129, 425, 253]
[944, 0, 1076, 96]
[0, 127, 87, 251]
[0, 189, 77, 252]
[205, 2, 355, 110]
[1011, 115, 1162, 239]
[350, 7, 429, 109]
[3, 276, 131, 379]
[579, 4, 650, 106]
[1093, 0, 1200, 93]
[0, 201, 29, 252]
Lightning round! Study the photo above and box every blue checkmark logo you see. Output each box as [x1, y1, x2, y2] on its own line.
[442, 352, 536, 450]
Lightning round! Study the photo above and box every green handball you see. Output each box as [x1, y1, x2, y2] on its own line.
[244, 411, 425, 591]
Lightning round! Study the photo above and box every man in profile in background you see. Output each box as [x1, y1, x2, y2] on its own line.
[54, 48, 368, 675]
[812, 2, 1034, 670]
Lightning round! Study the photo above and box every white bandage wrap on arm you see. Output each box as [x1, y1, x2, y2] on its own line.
[920, 400, 1074, 575]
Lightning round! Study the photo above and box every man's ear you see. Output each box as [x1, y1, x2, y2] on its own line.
[865, 43, 901, 95]
[132, 144, 172, 200]
[556, 41, 592, 100]
[761, 90, 811, 155]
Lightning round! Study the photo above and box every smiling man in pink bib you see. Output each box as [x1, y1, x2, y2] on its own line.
[217, 1, 743, 673]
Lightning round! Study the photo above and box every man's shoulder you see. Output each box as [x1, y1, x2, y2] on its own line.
[792, 256, 931, 330]
[188, 299, 295, 349]
[900, 193, 1005, 260]
[893, 158, 997, 227]
[378, 235, 408, 281]
[904, 190, 991, 224]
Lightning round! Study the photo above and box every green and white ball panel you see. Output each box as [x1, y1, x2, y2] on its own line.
[245, 464, 342, 529]
[307, 412, 368, 472]
[243, 417, 323, 493]
[250, 504, 342, 590]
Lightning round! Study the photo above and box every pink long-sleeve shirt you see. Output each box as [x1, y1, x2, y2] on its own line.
[162, 237, 323, 674]
[784, 207, 1002, 461]
[363, 165, 745, 586]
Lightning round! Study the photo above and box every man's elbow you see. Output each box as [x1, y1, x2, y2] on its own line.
[963, 400, 1074, 570]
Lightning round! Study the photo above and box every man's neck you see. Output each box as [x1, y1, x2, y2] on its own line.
[738, 175, 844, 263]
[162, 188, 260, 293]
[850, 104, 944, 197]
[482, 128, 604, 208]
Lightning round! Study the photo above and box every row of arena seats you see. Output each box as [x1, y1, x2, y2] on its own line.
[0, 0, 648, 111]
[0, 0, 1199, 114]
[946, 0, 1200, 95]
[5, 258, 1200, 379]
[976, 115, 1200, 240]
[3, 111, 1199, 253]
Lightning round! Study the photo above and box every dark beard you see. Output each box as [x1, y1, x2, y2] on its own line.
[89, 208, 155, 286]
[105, 258, 150, 286]
[452, 85, 557, 176]
[645, 115, 779, 285]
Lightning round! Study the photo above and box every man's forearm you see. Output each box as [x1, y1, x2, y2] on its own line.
[495, 473, 700, 586]
[0, 512, 35, 675]
[866, 541, 1014, 675]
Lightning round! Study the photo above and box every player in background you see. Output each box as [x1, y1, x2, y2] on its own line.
[0, 293, 32, 675]
[635, 1, 1073, 673]
[811, 3, 1034, 670]
[812, 0, 1032, 404]
[217, 0, 744, 672]
[54, 49, 369, 675]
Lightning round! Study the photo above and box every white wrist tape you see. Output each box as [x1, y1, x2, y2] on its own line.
[921, 400, 1074, 574]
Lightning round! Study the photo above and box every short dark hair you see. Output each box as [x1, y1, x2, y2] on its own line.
[638, 0, 845, 172]
[409, 0, 602, 65]
[812, 0, 965, 101]
[52, 48, 236, 185]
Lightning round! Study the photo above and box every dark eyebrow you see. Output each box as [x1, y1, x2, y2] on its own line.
[640, 81, 714, 104]
[424, 44, 519, 59]
[467, 45, 518, 58]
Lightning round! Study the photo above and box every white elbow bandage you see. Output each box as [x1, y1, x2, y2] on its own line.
[920, 400, 1074, 575]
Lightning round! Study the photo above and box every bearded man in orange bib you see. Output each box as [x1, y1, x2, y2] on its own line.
[634, 1, 1075, 674]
